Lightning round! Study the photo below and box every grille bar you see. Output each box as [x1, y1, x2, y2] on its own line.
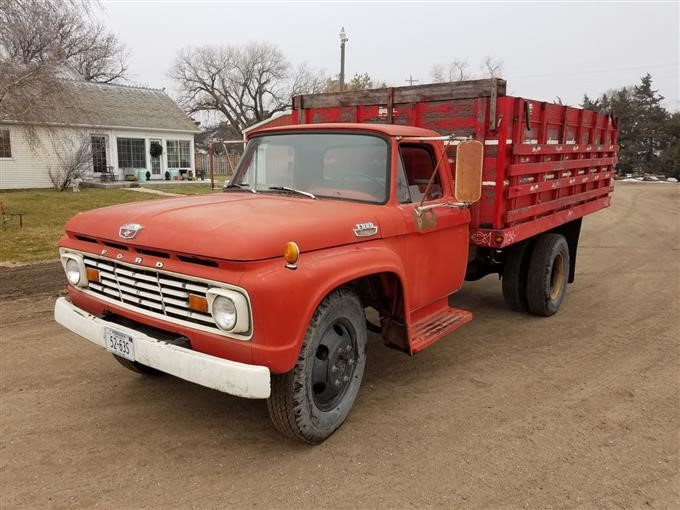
[83, 255, 217, 330]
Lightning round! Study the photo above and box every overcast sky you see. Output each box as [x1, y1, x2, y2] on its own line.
[99, 1, 679, 121]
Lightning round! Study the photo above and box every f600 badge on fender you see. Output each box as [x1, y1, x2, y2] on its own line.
[353, 222, 378, 237]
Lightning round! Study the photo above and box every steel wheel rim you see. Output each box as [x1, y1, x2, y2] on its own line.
[550, 253, 565, 300]
[311, 319, 358, 411]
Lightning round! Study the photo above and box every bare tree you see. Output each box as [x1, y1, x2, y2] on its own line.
[0, 0, 129, 143]
[69, 25, 129, 83]
[48, 134, 92, 191]
[431, 60, 471, 82]
[0, 0, 127, 82]
[481, 56, 504, 78]
[170, 43, 325, 131]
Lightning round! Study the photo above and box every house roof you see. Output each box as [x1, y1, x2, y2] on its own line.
[5, 79, 200, 133]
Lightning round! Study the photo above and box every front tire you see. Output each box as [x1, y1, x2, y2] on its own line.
[267, 288, 367, 443]
[526, 234, 570, 316]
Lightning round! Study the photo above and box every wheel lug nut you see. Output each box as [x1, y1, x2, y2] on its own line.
[331, 365, 338, 373]
[334, 379, 341, 387]
[342, 375, 349, 383]
[348, 358, 355, 365]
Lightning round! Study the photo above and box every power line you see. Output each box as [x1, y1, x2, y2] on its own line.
[515, 63, 678, 79]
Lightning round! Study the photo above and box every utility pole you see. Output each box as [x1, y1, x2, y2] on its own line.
[405, 75, 420, 86]
[339, 27, 348, 91]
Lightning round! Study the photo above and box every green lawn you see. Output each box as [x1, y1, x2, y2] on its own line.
[144, 182, 222, 195]
[0, 188, 167, 264]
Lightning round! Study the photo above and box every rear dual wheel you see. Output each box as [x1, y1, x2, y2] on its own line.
[526, 234, 570, 316]
[502, 233, 570, 317]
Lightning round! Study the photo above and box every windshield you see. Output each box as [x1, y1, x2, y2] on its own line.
[230, 133, 389, 203]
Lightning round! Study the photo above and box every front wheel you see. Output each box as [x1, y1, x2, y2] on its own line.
[267, 288, 367, 443]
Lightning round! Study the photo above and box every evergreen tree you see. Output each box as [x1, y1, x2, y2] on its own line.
[630, 74, 669, 174]
[582, 75, 673, 177]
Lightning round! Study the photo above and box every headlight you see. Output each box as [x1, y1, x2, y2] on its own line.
[60, 251, 88, 288]
[206, 288, 251, 337]
[65, 259, 81, 285]
[211, 295, 237, 331]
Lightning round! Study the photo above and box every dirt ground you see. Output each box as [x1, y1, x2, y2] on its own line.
[1, 183, 678, 509]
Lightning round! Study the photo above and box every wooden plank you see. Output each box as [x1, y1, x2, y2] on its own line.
[513, 143, 619, 155]
[508, 171, 614, 198]
[505, 186, 612, 223]
[509, 156, 617, 177]
[291, 79, 507, 109]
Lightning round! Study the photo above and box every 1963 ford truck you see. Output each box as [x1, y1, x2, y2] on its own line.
[54, 79, 617, 442]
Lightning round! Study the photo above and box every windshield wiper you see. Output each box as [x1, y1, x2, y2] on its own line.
[224, 182, 257, 193]
[267, 186, 316, 199]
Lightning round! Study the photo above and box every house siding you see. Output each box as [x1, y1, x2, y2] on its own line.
[0, 123, 195, 189]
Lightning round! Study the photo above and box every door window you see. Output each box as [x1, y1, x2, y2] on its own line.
[91, 135, 107, 173]
[399, 144, 442, 202]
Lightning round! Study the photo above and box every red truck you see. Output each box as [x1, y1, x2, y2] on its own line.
[54, 79, 617, 443]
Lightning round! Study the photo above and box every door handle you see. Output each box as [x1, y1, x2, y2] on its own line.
[414, 202, 466, 230]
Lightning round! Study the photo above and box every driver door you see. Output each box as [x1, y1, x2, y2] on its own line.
[397, 143, 470, 311]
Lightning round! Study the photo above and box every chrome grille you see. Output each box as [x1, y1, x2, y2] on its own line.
[82, 255, 217, 330]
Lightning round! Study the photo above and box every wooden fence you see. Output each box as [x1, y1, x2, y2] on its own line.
[194, 153, 241, 178]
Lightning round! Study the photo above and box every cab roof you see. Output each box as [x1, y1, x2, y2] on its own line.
[247, 123, 442, 139]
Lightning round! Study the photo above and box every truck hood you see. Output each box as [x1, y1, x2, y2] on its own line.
[65, 193, 384, 261]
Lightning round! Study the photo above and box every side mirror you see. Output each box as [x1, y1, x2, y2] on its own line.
[454, 140, 483, 204]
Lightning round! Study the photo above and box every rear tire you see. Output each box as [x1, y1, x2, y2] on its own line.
[112, 354, 162, 376]
[502, 241, 532, 312]
[526, 234, 570, 316]
[267, 288, 367, 444]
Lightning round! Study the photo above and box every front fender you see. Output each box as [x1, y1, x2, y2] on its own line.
[240, 238, 408, 373]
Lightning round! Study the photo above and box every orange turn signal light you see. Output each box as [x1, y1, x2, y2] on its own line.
[283, 241, 300, 265]
[188, 294, 209, 313]
[86, 267, 100, 283]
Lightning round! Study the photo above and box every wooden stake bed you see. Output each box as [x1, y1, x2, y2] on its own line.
[292, 79, 618, 249]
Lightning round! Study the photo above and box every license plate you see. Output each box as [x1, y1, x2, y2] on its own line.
[104, 327, 135, 361]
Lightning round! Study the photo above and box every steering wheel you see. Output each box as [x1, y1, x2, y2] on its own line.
[342, 172, 383, 187]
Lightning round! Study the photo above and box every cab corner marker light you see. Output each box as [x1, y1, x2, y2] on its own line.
[283, 241, 300, 270]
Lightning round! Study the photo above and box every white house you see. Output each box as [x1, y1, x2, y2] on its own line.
[0, 79, 200, 189]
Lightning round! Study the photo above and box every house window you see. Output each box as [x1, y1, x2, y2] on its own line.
[167, 140, 191, 168]
[116, 138, 146, 168]
[0, 129, 11, 158]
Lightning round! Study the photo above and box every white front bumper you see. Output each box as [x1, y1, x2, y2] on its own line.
[54, 297, 270, 399]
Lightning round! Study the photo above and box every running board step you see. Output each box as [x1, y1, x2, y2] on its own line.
[409, 307, 472, 354]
